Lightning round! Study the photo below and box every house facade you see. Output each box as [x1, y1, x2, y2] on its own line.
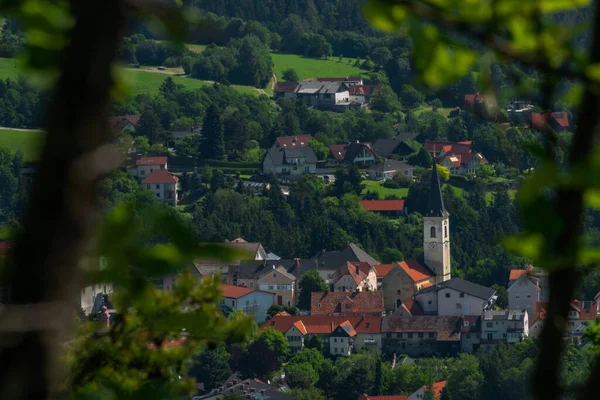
[408, 381, 447, 400]
[110, 114, 140, 132]
[273, 135, 312, 149]
[414, 278, 496, 316]
[332, 261, 377, 292]
[381, 261, 435, 312]
[507, 265, 549, 314]
[220, 284, 274, 323]
[480, 310, 529, 348]
[330, 321, 357, 356]
[127, 156, 168, 180]
[366, 160, 415, 181]
[424, 141, 488, 175]
[311, 291, 384, 316]
[262, 146, 318, 178]
[142, 169, 179, 206]
[229, 262, 297, 306]
[329, 142, 378, 165]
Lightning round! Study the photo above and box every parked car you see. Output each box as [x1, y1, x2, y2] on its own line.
[158, 66, 166, 71]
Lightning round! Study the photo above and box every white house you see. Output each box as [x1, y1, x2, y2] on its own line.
[127, 156, 168, 180]
[480, 309, 529, 348]
[367, 159, 415, 181]
[507, 266, 549, 314]
[219, 284, 274, 323]
[424, 141, 488, 175]
[262, 146, 318, 178]
[414, 278, 496, 316]
[409, 380, 447, 400]
[142, 169, 179, 206]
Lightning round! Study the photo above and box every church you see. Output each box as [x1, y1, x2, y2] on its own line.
[381, 164, 496, 315]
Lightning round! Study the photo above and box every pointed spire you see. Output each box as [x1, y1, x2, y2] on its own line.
[426, 161, 448, 217]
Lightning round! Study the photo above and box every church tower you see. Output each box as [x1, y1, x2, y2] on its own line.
[423, 163, 451, 283]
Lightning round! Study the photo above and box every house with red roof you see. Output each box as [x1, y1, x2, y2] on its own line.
[219, 284, 274, 323]
[408, 380, 447, 400]
[359, 199, 406, 217]
[332, 261, 378, 292]
[464, 93, 487, 107]
[109, 114, 141, 132]
[328, 141, 378, 165]
[424, 140, 488, 175]
[349, 84, 382, 105]
[311, 291, 384, 316]
[272, 135, 313, 150]
[142, 169, 179, 206]
[126, 155, 168, 180]
[507, 264, 548, 315]
[381, 260, 436, 312]
[529, 111, 569, 132]
[374, 264, 394, 289]
[265, 314, 383, 355]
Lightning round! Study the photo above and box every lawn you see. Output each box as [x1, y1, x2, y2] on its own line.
[414, 106, 455, 118]
[0, 129, 44, 161]
[186, 44, 207, 53]
[271, 53, 367, 81]
[362, 180, 409, 198]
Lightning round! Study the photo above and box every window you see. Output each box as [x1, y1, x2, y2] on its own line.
[155, 184, 160, 189]
[527, 294, 532, 298]
[334, 338, 337, 343]
[456, 303, 461, 309]
[340, 338, 344, 343]
[486, 322, 493, 328]
[304, 166, 310, 173]
[516, 295, 520, 299]
[334, 347, 338, 353]
[146, 185, 150, 189]
[487, 333, 493, 340]
[460, 292, 465, 298]
[246, 300, 249, 306]
[408, 333, 413, 338]
[445, 226, 448, 238]
[273, 273, 276, 277]
[269, 285, 274, 290]
[141, 170, 145, 175]
[429, 332, 434, 338]
[430, 226, 436, 238]
[428, 300, 432, 305]
[503, 333, 507, 338]
[386, 333, 392, 338]
[150, 169, 153, 173]
[467, 333, 471, 339]
[293, 166, 298, 171]
[418, 333, 424, 338]
[445, 293, 451, 298]
[156, 193, 160, 198]
[232, 301, 236, 307]
[249, 282, 254, 288]
[317, 303, 321, 308]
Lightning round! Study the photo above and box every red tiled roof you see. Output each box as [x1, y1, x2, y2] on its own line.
[136, 156, 167, 166]
[532, 112, 569, 129]
[349, 84, 382, 96]
[142, 169, 179, 184]
[338, 320, 357, 337]
[265, 315, 382, 334]
[221, 284, 256, 299]
[358, 395, 408, 400]
[509, 269, 528, 281]
[328, 142, 376, 162]
[311, 291, 384, 314]
[401, 297, 423, 316]
[382, 316, 461, 341]
[572, 300, 598, 320]
[225, 241, 262, 256]
[425, 380, 447, 400]
[274, 311, 291, 317]
[421, 282, 433, 289]
[332, 261, 371, 286]
[397, 259, 434, 282]
[293, 320, 307, 335]
[274, 81, 300, 93]
[374, 264, 394, 278]
[317, 76, 362, 82]
[0, 241, 14, 257]
[425, 140, 488, 166]
[464, 93, 485, 105]
[329, 144, 347, 161]
[275, 135, 312, 148]
[359, 200, 405, 212]
[110, 114, 141, 130]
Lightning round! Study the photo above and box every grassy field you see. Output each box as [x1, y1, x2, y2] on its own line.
[414, 106, 455, 118]
[362, 180, 409, 198]
[186, 44, 207, 53]
[271, 53, 367, 81]
[0, 129, 44, 161]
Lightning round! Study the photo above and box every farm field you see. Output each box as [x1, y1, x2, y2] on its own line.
[361, 180, 409, 198]
[0, 128, 44, 161]
[186, 44, 207, 53]
[271, 53, 367, 81]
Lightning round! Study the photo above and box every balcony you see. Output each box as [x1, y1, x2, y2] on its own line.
[364, 338, 378, 344]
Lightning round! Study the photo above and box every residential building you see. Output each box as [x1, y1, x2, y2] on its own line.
[366, 160, 415, 181]
[329, 141, 378, 165]
[393, 297, 424, 317]
[142, 169, 179, 206]
[194, 373, 293, 400]
[273, 80, 351, 111]
[529, 111, 570, 132]
[381, 316, 462, 357]
[381, 260, 436, 312]
[110, 114, 140, 132]
[284, 242, 380, 285]
[359, 199, 406, 217]
[373, 263, 394, 289]
[262, 146, 318, 178]
[349, 84, 382, 105]
[424, 141, 488, 175]
[567, 299, 599, 342]
[459, 315, 482, 353]
[330, 320, 357, 356]
[229, 261, 297, 306]
[358, 395, 407, 400]
[408, 381, 447, 400]
[266, 315, 383, 355]
[373, 133, 421, 162]
[332, 261, 377, 292]
[414, 278, 496, 316]
[219, 284, 274, 323]
[311, 291, 384, 316]
[126, 156, 168, 180]
[528, 302, 547, 339]
[464, 93, 488, 108]
[225, 238, 267, 260]
[507, 264, 549, 314]
[272, 135, 312, 149]
[480, 310, 529, 348]
[317, 76, 363, 86]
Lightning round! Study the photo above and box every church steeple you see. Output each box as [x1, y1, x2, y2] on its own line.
[426, 162, 448, 218]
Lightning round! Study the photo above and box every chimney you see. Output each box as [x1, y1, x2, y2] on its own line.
[294, 258, 300, 267]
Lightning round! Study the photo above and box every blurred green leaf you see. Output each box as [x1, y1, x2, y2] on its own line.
[584, 189, 600, 209]
[579, 248, 600, 265]
[516, 162, 559, 206]
[503, 233, 544, 261]
[363, 0, 408, 33]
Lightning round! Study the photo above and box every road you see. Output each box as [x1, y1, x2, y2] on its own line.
[0, 126, 43, 132]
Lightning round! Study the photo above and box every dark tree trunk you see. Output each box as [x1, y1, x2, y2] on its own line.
[0, 1, 126, 399]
